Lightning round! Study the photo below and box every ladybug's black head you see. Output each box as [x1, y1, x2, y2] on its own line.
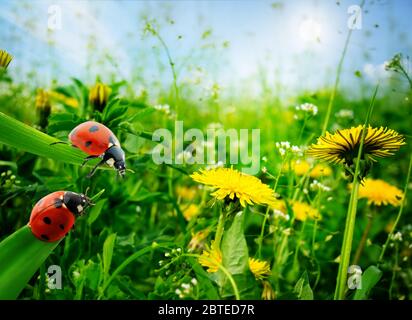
[63, 191, 93, 215]
[104, 145, 126, 177]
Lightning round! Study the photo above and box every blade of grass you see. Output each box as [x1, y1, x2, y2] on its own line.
[0, 226, 60, 299]
[0, 112, 111, 171]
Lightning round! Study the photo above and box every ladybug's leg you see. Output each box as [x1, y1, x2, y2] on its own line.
[81, 155, 101, 167]
[87, 159, 105, 178]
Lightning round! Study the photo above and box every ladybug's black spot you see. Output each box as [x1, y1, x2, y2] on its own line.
[59, 224, 65, 230]
[109, 135, 117, 145]
[43, 217, 52, 224]
[85, 141, 92, 147]
[41, 234, 49, 240]
[89, 125, 99, 132]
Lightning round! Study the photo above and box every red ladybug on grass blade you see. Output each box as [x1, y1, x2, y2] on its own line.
[28, 191, 93, 242]
[53, 121, 126, 178]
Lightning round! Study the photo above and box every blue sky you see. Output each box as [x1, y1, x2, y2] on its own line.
[1, 0, 411, 97]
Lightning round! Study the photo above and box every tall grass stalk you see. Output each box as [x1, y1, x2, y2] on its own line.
[334, 84, 378, 300]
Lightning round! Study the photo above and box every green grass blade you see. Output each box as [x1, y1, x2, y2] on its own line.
[0, 111, 85, 165]
[353, 265, 382, 300]
[0, 226, 60, 299]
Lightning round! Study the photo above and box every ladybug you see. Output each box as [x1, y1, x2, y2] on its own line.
[28, 191, 92, 242]
[55, 121, 126, 177]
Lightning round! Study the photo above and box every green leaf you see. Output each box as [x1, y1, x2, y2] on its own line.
[102, 233, 117, 279]
[353, 265, 382, 300]
[293, 271, 314, 300]
[0, 226, 60, 299]
[0, 111, 86, 166]
[87, 199, 107, 225]
[221, 211, 249, 275]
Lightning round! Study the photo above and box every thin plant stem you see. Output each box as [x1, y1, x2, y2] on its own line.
[378, 152, 412, 264]
[334, 84, 378, 300]
[352, 208, 375, 266]
[257, 161, 283, 258]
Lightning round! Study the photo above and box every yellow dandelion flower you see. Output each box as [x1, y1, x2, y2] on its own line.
[292, 201, 320, 222]
[190, 167, 277, 207]
[188, 229, 210, 251]
[355, 179, 404, 207]
[181, 204, 200, 221]
[261, 281, 276, 300]
[249, 258, 271, 280]
[198, 241, 222, 273]
[0, 50, 13, 69]
[89, 82, 111, 111]
[176, 186, 197, 201]
[307, 125, 405, 166]
[292, 160, 332, 178]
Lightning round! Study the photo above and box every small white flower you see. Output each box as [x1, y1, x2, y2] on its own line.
[262, 156, 268, 162]
[261, 166, 267, 174]
[191, 278, 198, 286]
[165, 252, 170, 257]
[391, 232, 403, 242]
[310, 180, 331, 192]
[181, 283, 190, 290]
[296, 103, 318, 116]
[176, 248, 182, 253]
[175, 289, 182, 295]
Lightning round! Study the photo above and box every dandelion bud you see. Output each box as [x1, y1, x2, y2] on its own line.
[89, 83, 111, 112]
[35, 89, 51, 131]
[0, 49, 13, 69]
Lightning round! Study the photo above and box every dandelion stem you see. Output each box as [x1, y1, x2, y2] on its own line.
[214, 208, 226, 249]
[378, 152, 412, 264]
[334, 83, 378, 300]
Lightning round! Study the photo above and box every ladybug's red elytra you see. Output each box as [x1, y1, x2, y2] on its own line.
[62, 121, 126, 177]
[28, 191, 92, 242]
